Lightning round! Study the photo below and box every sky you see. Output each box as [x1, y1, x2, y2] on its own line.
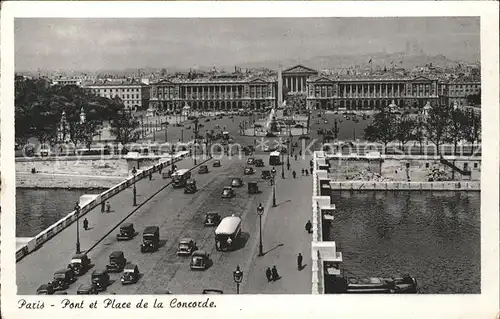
[15, 17, 480, 72]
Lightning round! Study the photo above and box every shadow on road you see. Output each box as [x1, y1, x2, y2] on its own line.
[275, 199, 292, 207]
[158, 239, 168, 249]
[233, 232, 250, 251]
[263, 243, 284, 256]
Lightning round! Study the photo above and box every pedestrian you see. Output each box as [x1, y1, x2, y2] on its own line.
[149, 172, 152, 181]
[301, 169, 304, 176]
[266, 267, 272, 282]
[294, 154, 298, 161]
[106, 202, 111, 213]
[287, 163, 290, 171]
[271, 265, 280, 281]
[101, 201, 105, 213]
[305, 169, 309, 176]
[299, 150, 302, 157]
[83, 218, 89, 231]
[292, 170, 296, 179]
[297, 253, 303, 270]
[159, 165, 163, 175]
[309, 167, 313, 175]
[305, 220, 312, 233]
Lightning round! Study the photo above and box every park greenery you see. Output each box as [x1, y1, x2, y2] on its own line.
[15, 76, 140, 149]
[363, 104, 481, 154]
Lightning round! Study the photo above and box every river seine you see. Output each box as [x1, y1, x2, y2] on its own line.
[328, 191, 480, 294]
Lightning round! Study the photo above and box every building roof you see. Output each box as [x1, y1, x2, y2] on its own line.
[86, 78, 146, 87]
[151, 75, 276, 85]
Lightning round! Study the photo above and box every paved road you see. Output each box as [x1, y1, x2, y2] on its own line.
[18, 156, 275, 294]
[16, 155, 201, 294]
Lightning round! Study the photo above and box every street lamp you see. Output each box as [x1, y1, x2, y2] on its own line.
[74, 202, 81, 254]
[271, 167, 277, 207]
[132, 166, 137, 206]
[257, 203, 264, 256]
[181, 129, 184, 143]
[281, 151, 285, 179]
[164, 123, 168, 142]
[233, 265, 243, 294]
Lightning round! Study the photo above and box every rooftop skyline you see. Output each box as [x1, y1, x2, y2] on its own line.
[15, 17, 480, 72]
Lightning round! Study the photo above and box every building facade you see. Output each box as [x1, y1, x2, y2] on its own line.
[446, 75, 481, 107]
[282, 65, 318, 94]
[149, 75, 277, 111]
[85, 79, 150, 110]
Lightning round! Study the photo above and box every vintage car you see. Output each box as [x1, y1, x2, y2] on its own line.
[36, 283, 55, 295]
[221, 186, 235, 198]
[140, 226, 160, 253]
[254, 159, 264, 167]
[261, 170, 272, 180]
[91, 269, 110, 291]
[204, 212, 222, 227]
[53, 291, 68, 295]
[231, 177, 243, 188]
[121, 263, 140, 285]
[190, 250, 210, 270]
[106, 251, 127, 273]
[70, 253, 92, 276]
[198, 165, 209, 174]
[52, 268, 76, 291]
[176, 238, 197, 256]
[213, 160, 221, 167]
[244, 167, 255, 175]
[246, 157, 255, 165]
[77, 284, 98, 295]
[202, 289, 223, 294]
[248, 181, 259, 194]
[184, 179, 197, 194]
[116, 223, 137, 241]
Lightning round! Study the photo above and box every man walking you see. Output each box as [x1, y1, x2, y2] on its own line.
[297, 253, 303, 270]
[101, 201, 105, 213]
[287, 162, 291, 171]
[292, 170, 296, 179]
[305, 220, 312, 233]
[266, 267, 272, 282]
[271, 265, 280, 281]
[83, 218, 89, 231]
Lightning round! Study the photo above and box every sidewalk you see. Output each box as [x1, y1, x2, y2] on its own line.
[243, 156, 313, 294]
[17, 155, 204, 293]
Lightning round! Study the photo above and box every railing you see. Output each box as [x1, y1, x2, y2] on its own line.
[15, 151, 190, 262]
[329, 181, 480, 191]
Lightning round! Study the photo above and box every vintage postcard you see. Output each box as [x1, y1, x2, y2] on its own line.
[1, 1, 499, 319]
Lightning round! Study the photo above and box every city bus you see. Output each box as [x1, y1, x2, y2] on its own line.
[214, 215, 242, 251]
[269, 151, 281, 166]
[172, 169, 191, 188]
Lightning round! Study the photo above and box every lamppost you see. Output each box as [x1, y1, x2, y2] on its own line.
[74, 202, 81, 254]
[271, 167, 277, 207]
[257, 203, 264, 256]
[281, 151, 285, 179]
[233, 265, 243, 294]
[164, 123, 168, 142]
[193, 117, 198, 165]
[132, 166, 137, 206]
[181, 129, 184, 143]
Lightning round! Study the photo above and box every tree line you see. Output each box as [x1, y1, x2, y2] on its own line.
[15, 76, 140, 150]
[363, 105, 481, 154]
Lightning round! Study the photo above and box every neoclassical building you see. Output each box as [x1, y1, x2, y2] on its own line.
[149, 74, 277, 111]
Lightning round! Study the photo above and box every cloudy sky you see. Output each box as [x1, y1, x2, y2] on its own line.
[15, 17, 480, 72]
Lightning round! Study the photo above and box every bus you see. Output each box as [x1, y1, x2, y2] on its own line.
[172, 169, 191, 188]
[269, 151, 281, 166]
[215, 215, 242, 251]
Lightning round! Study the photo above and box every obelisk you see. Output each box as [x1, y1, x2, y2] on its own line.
[277, 67, 283, 108]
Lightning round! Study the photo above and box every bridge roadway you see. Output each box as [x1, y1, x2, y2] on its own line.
[17, 156, 273, 294]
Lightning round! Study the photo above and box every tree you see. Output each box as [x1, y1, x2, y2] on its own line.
[394, 115, 416, 150]
[412, 116, 426, 154]
[110, 108, 140, 146]
[424, 104, 451, 155]
[363, 109, 397, 153]
[462, 110, 481, 154]
[446, 109, 468, 155]
[80, 121, 102, 150]
[466, 90, 481, 106]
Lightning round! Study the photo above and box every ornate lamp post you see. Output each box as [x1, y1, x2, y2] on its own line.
[75, 202, 81, 254]
[193, 117, 198, 165]
[181, 129, 184, 143]
[281, 151, 285, 179]
[132, 166, 137, 206]
[257, 203, 264, 256]
[164, 123, 168, 142]
[271, 167, 277, 207]
[233, 265, 243, 294]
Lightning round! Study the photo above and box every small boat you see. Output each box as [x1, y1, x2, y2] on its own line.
[326, 274, 418, 294]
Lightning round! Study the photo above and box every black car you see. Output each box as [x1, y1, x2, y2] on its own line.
[91, 269, 110, 291]
[52, 268, 75, 291]
[37, 283, 55, 295]
[70, 253, 92, 276]
[141, 226, 160, 253]
[202, 289, 223, 294]
[77, 284, 98, 295]
[184, 179, 197, 194]
[106, 251, 127, 273]
[121, 263, 140, 285]
[247, 157, 255, 165]
[254, 159, 264, 167]
[213, 160, 221, 167]
[198, 165, 209, 174]
[204, 212, 222, 227]
[244, 167, 255, 175]
[231, 178, 243, 188]
[116, 223, 137, 241]
[261, 170, 272, 180]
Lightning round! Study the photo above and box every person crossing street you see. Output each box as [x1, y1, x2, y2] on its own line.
[297, 253, 303, 270]
[266, 267, 272, 282]
[83, 218, 89, 231]
[292, 170, 296, 179]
